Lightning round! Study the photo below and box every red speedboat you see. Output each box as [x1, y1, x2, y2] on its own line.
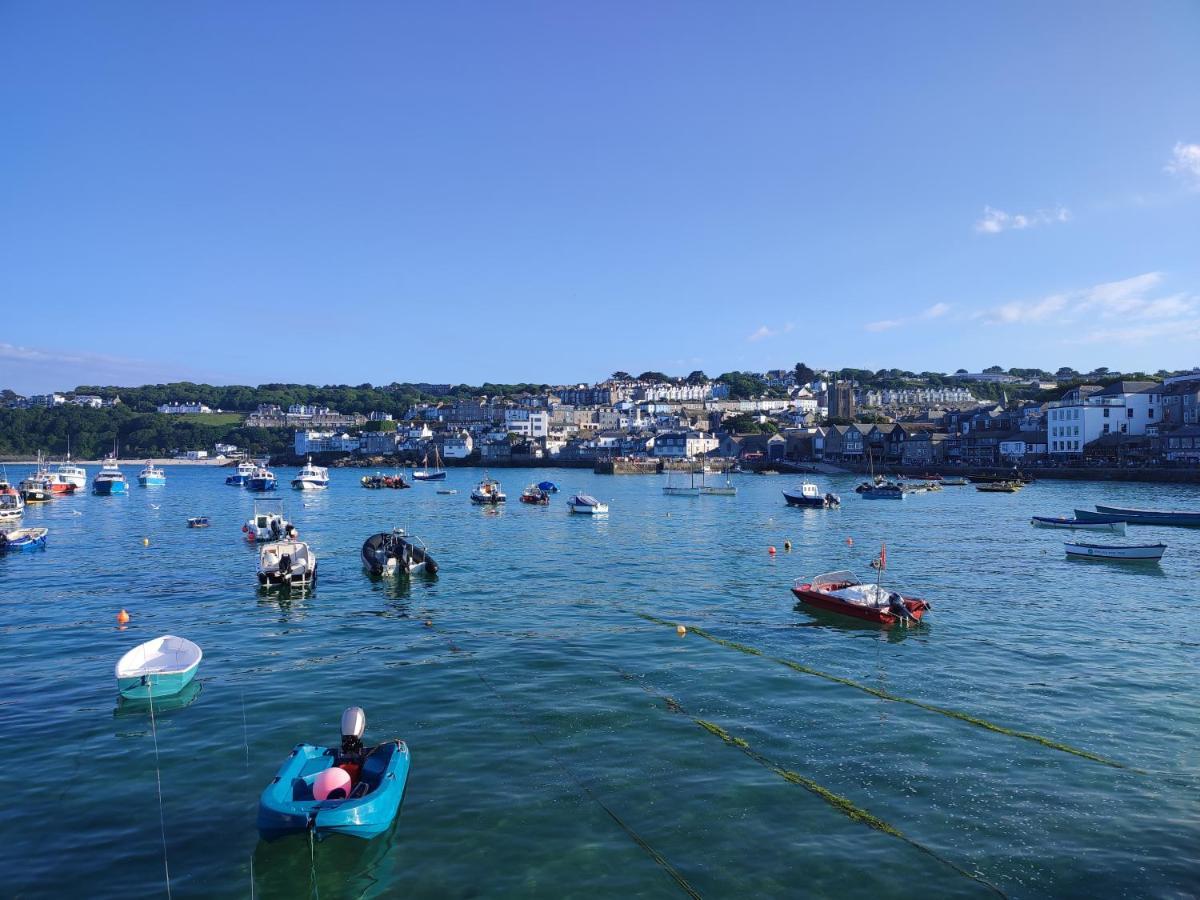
[519, 485, 550, 505]
[791, 571, 930, 625]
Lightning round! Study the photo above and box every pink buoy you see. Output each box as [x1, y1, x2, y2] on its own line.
[313, 766, 352, 801]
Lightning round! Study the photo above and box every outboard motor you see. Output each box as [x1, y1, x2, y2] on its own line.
[888, 592, 915, 622]
[341, 706, 366, 757]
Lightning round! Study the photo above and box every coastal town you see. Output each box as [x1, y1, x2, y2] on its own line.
[5, 365, 1199, 474]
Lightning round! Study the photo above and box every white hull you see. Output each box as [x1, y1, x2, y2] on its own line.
[1064, 542, 1165, 561]
[663, 487, 700, 496]
[570, 504, 608, 514]
[1032, 518, 1126, 534]
[291, 480, 328, 490]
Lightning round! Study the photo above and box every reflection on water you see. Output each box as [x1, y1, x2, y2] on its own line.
[113, 679, 204, 719]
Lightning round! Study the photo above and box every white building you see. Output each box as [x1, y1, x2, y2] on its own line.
[294, 430, 358, 454]
[1046, 381, 1159, 455]
[70, 394, 104, 408]
[442, 433, 474, 459]
[158, 402, 212, 415]
[652, 430, 720, 458]
[504, 408, 549, 438]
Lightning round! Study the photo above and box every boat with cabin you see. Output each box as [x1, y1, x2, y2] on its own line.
[783, 482, 840, 508]
[137, 462, 167, 486]
[243, 501, 296, 543]
[1031, 515, 1126, 533]
[226, 460, 257, 486]
[361, 529, 438, 576]
[247, 463, 278, 492]
[115, 635, 202, 699]
[520, 484, 551, 505]
[0, 478, 23, 522]
[187, 516, 210, 528]
[92, 457, 128, 495]
[1063, 541, 1166, 561]
[470, 476, 506, 504]
[258, 539, 318, 589]
[791, 570, 930, 626]
[257, 707, 410, 840]
[568, 493, 608, 514]
[51, 444, 87, 491]
[0, 527, 48, 551]
[292, 456, 330, 490]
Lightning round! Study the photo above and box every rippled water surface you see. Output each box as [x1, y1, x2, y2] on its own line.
[2, 466, 1197, 898]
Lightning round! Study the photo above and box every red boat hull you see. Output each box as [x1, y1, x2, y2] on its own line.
[791, 584, 929, 625]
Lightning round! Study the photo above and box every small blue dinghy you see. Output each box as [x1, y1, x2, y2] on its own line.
[537, 481, 559, 493]
[0, 527, 48, 551]
[115, 635, 202, 700]
[258, 707, 411, 840]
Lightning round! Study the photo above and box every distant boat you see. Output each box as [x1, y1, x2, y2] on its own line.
[52, 440, 87, 491]
[115, 635, 202, 699]
[361, 473, 409, 489]
[258, 539, 317, 589]
[0, 477, 23, 522]
[247, 464, 277, 492]
[292, 456, 329, 491]
[537, 481, 559, 493]
[226, 460, 257, 486]
[791, 571, 930, 626]
[436, 489, 457, 495]
[187, 516, 210, 528]
[699, 465, 737, 496]
[969, 472, 1034, 484]
[860, 483, 906, 500]
[20, 451, 68, 499]
[940, 477, 969, 486]
[663, 464, 700, 496]
[361, 529, 438, 576]
[976, 481, 1021, 493]
[783, 482, 840, 508]
[411, 447, 447, 481]
[470, 476, 506, 504]
[1064, 541, 1166, 561]
[138, 462, 167, 486]
[1091, 505, 1200, 528]
[243, 501, 295, 543]
[1031, 516, 1126, 534]
[92, 457, 127, 496]
[520, 484, 551, 505]
[0, 527, 48, 551]
[568, 493, 608, 514]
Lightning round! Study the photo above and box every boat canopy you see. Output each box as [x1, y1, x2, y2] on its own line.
[807, 570, 861, 588]
[538, 481, 557, 491]
[573, 494, 601, 506]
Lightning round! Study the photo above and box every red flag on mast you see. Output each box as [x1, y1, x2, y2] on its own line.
[879, 543, 887, 570]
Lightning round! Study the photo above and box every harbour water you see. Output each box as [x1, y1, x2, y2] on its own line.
[1, 467, 1197, 898]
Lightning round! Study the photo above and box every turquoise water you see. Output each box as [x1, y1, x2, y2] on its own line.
[2, 467, 1197, 898]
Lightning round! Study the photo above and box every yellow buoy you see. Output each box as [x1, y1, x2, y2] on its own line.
[676, 624, 687, 637]
[142, 537, 150, 547]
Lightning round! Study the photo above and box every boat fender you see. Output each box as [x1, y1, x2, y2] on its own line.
[242, 524, 248, 532]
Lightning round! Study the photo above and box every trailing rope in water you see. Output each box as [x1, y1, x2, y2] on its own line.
[637, 613, 1128, 770]
[147, 683, 173, 900]
[615, 670, 1007, 899]
[423, 620, 703, 899]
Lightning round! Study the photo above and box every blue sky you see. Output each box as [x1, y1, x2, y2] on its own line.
[2, 2, 1198, 393]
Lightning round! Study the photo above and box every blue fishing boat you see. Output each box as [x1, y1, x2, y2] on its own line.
[114, 635, 202, 699]
[92, 458, 127, 495]
[1092, 505, 1200, 527]
[246, 464, 277, 492]
[137, 462, 167, 486]
[258, 707, 411, 840]
[0, 527, 48, 551]
[226, 460, 257, 486]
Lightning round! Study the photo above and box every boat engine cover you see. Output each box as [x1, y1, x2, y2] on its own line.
[342, 706, 366, 740]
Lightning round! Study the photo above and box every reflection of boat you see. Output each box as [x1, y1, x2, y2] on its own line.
[291, 456, 329, 491]
[226, 460, 257, 486]
[470, 476, 506, 504]
[1064, 541, 1166, 561]
[258, 707, 411, 840]
[361, 529, 438, 576]
[247, 464, 278, 492]
[411, 447, 446, 481]
[1089, 505, 1200, 528]
[187, 516, 210, 528]
[783, 482, 839, 508]
[114, 679, 203, 718]
[1031, 516, 1125, 533]
[520, 485, 551, 505]
[243, 501, 295, 543]
[92, 457, 128, 495]
[115, 635, 203, 699]
[258, 540, 318, 588]
[791, 571, 930, 626]
[138, 462, 167, 486]
[568, 493, 608, 514]
[0, 527, 48, 551]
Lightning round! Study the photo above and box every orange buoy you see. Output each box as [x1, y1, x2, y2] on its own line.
[768, 546, 776, 555]
[117, 609, 130, 624]
[846, 537, 854, 546]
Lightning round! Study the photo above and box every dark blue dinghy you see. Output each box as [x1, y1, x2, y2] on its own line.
[537, 481, 559, 493]
[258, 707, 411, 840]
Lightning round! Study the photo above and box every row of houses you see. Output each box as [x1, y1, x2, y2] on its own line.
[7, 393, 121, 409]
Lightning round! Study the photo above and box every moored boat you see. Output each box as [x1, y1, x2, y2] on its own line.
[568, 493, 608, 514]
[0, 527, 48, 551]
[791, 570, 930, 626]
[187, 516, 210, 528]
[470, 476, 506, 504]
[1091, 505, 1200, 528]
[114, 635, 202, 699]
[258, 539, 317, 588]
[361, 529, 438, 576]
[137, 462, 167, 486]
[226, 460, 257, 486]
[362, 473, 409, 489]
[0, 479, 23, 522]
[247, 464, 278, 492]
[257, 707, 410, 840]
[51, 456, 87, 491]
[1031, 515, 1126, 534]
[1063, 541, 1166, 561]
[940, 477, 969, 486]
[783, 482, 840, 508]
[411, 447, 447, 481]
[519, 484, 551, 505]
[292, 456, 330, 490]
[19, 476, 55, 503]
[92, 458, 128, 495]
[976, 481, 1022, 493]
[243, 501, 296, 543]
[860, 482, 906, 500]
[537, 481, 559, 493]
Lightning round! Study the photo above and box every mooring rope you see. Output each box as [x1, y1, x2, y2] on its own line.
[147, 681, 173, 899]
[423, 619, 702, 899]
[637, 613, 1128, 770]
[614, 669, 1007, 899]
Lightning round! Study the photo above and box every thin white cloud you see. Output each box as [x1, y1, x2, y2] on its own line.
[864, 303, 951, 333]
[974, 205, 1071, 234]
[1165, 142, 1200, 189]
[746, 323, 794, 342]
[865, 319, 902, 333]
[921, 302, 951, 319]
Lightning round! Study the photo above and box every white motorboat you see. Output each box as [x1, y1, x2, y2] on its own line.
[1031, 516, 1126, 534]
[569, 493, 608, 514]
[52, 439, 88, 490]
[1063, 542, 1166, 561]
[470, 476, 506, 504]
[226, 460, 257, 486]
[138, 462, 167, 486]
[258, 540, 317, 588]
[291, 456, 330, 490]
[783, 482, 840, 508]
[0, 479, 23, 522]
[243, 501, 296, 543]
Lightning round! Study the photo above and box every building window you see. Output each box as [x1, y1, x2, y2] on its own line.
[1102, 424, 1109, 434]
[1103, 408, 1110, 418]
[1148, 408, 1154, 418]
[1127, 408, 1133, 418]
